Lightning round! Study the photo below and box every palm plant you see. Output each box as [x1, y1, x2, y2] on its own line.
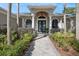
[64, 7, 75, 15]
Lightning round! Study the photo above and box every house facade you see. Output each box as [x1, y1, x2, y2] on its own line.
[0, 5, 76, 33]
[0, 7, 17, 30]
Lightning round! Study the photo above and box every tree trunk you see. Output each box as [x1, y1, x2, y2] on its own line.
[7, 3, 12, 45]
[17, 3, 20, 39]
[64, 14, 66, 33]
[17, 3, 19, 28]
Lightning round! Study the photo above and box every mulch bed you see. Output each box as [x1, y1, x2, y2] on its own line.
[49, 37, 79, 56]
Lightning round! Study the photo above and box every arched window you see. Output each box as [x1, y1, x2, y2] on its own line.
[52, 19, 58, 28]
[26, 19, 32, 28]
[38, 16, 45, 19]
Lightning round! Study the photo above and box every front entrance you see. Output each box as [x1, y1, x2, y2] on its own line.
[38, 20, 46, 32]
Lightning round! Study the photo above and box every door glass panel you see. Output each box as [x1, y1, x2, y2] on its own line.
[38, 20, 46, 32]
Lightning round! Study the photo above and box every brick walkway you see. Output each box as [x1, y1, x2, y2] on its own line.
[24, 34, 60, 56]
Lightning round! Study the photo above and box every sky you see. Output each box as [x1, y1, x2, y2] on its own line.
[0, 3, 76, 14]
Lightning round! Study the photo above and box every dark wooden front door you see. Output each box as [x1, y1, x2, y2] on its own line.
[38, 20, 46, 32]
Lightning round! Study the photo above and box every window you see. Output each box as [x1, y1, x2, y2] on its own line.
[38, 16, 45, 19]
[52, 19, 58, 28]
[26, 19, 32, 28]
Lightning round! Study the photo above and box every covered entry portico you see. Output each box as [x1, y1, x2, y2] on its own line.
[29, 5, 56, 33]
[21, 5, 65, 34]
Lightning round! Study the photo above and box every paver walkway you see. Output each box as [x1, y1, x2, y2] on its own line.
[24, 34, 60, 56]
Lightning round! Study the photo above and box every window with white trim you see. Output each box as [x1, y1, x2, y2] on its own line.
[26, 19, 32, 28]
[52, 19, 58, 28]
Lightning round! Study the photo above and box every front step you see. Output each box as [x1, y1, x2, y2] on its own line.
[34, 33, 47, 40]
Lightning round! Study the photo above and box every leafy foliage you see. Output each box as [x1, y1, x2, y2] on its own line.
[71, 40, 79, 52]
[0, 34, 7, 45]
[0, 28, 7, 34]
[51, 32, 79, 52]
[64, 7, 75, 14]
[0, 33, 32, 56]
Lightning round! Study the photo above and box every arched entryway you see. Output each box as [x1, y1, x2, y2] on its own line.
[35, 12, 48, 33]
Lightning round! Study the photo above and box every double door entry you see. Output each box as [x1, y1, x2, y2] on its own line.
[38, 20, 46, 32]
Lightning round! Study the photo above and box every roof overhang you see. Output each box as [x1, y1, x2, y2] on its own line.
[28, 5, 56, 14]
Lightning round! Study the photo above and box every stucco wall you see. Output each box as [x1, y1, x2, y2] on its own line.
[19, 18, 22, 27]
[0, 12, 17, 30]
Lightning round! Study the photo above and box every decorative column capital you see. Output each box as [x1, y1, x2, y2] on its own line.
[31, 13, 35, 17]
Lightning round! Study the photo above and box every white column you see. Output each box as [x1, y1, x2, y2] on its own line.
[64, 14, 66, 33]
[59, 19, 63, 32]
[31, 14, 35, 29]
[22, 18, 25, 28]
[76, 3, 79, 39]
[49, 15, 52, 34]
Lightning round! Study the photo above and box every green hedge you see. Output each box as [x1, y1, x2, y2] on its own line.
[50, 32, 79, 51]
[0, 33, 32, 56]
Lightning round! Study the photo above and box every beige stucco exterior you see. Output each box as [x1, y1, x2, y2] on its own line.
[0, 5, 76, 33]
[0, 7, 17, 30]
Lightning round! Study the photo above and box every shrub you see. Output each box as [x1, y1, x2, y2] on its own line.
[0, 33, 33, 56]
[51, 32, 75, 50]
[0, 30, 18, 45]
[0, 45, 13, 56]
[23, 33, 32, 41]
[71, 40, 79, 52]
[12, 33, 32, 56]
[52, 32, 79, 52]
[0, 34, 7, 45]
[12, 31, 18, 42]
[18, 28, 37, 38]
[0, 28, 7, 34]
